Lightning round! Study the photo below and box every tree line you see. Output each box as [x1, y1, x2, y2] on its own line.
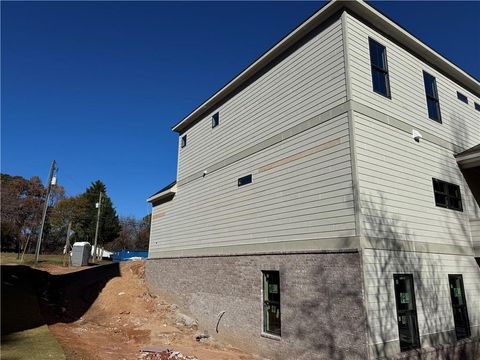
[1, 173, 150, 255]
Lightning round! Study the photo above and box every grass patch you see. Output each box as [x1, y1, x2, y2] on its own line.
[1, 252, 66, 267]
[1, 325, 66, 360]
[1, 264, 67, 360]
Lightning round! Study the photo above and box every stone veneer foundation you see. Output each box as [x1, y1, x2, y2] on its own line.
[145, 250, 368, 360]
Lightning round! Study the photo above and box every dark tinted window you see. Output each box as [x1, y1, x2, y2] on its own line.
[423, 72, 441, 123]
[212, 112, 219, 128]
[393, 274, 420, 352]
[432, 178, 462, 211]
[369, 38, 390, 97]
[448, 274, 471, 340]
[475, 102, 480, 112]
[263, 271, 281, 336]
[181, 135, 187, 148]
[238, 174, 252, 187]
[457, 92, 468, 104]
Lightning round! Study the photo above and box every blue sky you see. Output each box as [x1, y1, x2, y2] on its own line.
[2, 1, 479, 218]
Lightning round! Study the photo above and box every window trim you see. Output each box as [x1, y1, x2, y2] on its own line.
[457, 92, 468, 104]
[369, 37, 391, 98]
[432, 178, 463, 212]
[423, 71, 442, 123]
[212, 112, 220, 128]
[262, 270, 281, 337]
[180, 134, 187, 148]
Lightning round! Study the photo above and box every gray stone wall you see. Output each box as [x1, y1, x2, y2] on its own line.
[145, 250, 368, 360]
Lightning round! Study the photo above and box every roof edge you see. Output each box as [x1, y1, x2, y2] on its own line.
[172, 0, 480, 134]
[172, 0, 341, 133]
[147, 182, 177, 203]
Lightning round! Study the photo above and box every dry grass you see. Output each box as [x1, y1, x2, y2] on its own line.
[1, 252, 66, 266]
[1, 252, 111, 268]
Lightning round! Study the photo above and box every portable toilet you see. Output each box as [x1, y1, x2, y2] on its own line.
[72, 242, 91, 266]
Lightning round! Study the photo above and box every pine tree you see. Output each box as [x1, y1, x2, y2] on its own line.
[79, 180, 121, 245]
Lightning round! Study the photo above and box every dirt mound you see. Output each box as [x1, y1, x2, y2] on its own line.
[44, 261, 255, 360]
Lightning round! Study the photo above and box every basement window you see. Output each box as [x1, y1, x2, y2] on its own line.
[393, 274, 420, 352]
[448, 274, 471, 340]
[457, 92, 468, 104]
[369, 38, 391, 98]
[432, 178, 463, 212]
[238, 174, 252, 187]
[181, 135, 187, 148]
[212, 112, 220, 128]
[262, 271, 281, 336]
[423, 71, 442, 123]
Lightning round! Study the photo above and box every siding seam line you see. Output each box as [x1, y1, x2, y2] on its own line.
[177, 102, 351, 186]
[350, 101, 465, 153]
[177, 99, 465, 190]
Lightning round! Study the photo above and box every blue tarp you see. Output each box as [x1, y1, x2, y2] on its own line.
[112, 250, 148, 262]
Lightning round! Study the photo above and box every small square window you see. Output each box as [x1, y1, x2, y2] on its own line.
[238, 174, 252, 187]
[181, 134, 187, 148]
[262, 271, 281, 336]
[474, 102, 480, 112]
[432, 178, 462, 211]
[212, 112, 220, 128]
[457, 92, 468, 104]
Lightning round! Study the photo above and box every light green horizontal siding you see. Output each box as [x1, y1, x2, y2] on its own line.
[471, 219, 480, 251]
[346, 14, 480, 151]
[354, 112, 479, 247]
[177, 18, 347, 181]
[150, 113, 355, 255]
[363, 249, 480, 351]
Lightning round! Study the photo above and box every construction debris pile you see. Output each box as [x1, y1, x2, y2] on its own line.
[139, 346, 199, 360]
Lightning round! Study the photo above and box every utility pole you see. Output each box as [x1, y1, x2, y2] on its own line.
[93, 192, 103, 262]
[63, 222, 72, 267]
[35, 160, 56, 263]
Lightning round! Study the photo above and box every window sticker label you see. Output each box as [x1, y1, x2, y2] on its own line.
[453, 287, 461, 298]
[269, 284, 278, 294]
[400, 292, 410, 304]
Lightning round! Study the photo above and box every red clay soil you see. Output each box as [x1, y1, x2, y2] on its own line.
[43, 261, 256, 360]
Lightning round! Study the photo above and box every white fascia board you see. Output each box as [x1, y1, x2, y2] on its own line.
[147, 183, 177, 203]
[172, 0, 480, 134]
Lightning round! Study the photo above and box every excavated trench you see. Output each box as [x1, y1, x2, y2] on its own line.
[1, 261, 255, 360]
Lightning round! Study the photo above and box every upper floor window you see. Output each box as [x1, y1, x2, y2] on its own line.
[432, 178, 462, 212]
[212, 112, 220, 128]
[238, 174, 252, 187]
[457, 92, 468, 104]
[369, 38, 391, 98]
[181, 134, 187, 148]
[475, 102, 480, 112]
[423, 72, 442, 123]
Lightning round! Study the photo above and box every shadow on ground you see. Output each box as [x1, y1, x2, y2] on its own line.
[1, 263, 120, 336]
